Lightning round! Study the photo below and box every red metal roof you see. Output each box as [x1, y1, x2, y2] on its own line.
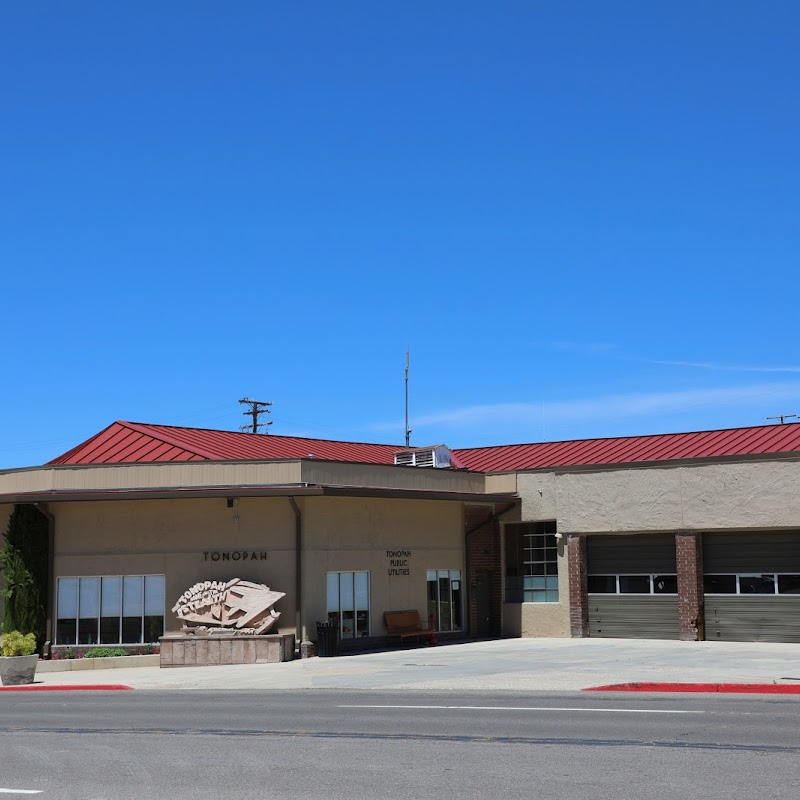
[48, 421, 403, 466]
[452, 423, 800, 472]
[47, 421, 800, 471]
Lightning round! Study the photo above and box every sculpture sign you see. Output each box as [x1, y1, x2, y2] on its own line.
[172, 579, 285, 635]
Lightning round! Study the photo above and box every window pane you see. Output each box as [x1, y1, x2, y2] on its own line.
[653, 575, 677, 594]
[588, 575, 616, 593]
[451, 577, 462, 630]
[438, 576, 452, 630]
[122, 577, 144, 643]
[122, 616, 143, 644]
[427, 574, 438, 626]
[58, 578, 79, 618]
[618, 575, 650, 594]
[354, 572, 369, 638]
[326, 573, 339, 614]
[57, 578, 79, 643]
[144, 615, 164, 643]
[79, 577, 100, 617]
[56, 619, 77, 646]
[101, 577, 121, 616]
[704, 574, 736, 594]
[778, 575, 800, 595]
[100, 577, 121, 645]
[144, 576, 165, 616]
[739, 574, 776, 594]
[354, 573, 369, 611]
[339, 572, 354, 611]
[123, 577, 144, 615]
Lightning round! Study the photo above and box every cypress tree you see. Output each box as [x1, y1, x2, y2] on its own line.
[0, 505, 48, 649]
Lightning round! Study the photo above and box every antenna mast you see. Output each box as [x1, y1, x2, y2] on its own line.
[404, 350, 411, 447]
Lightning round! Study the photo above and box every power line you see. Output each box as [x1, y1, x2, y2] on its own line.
[239, 397, 273, 434]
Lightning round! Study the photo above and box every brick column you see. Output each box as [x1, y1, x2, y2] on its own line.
[465, 507, 502, 636]
[567, 534, 589, 638]
[676, 532, 705, 641]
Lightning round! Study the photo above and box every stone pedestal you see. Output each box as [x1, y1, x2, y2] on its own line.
[159, 634, 295, 668]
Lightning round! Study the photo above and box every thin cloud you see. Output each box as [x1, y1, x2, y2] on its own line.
[642, 359, 800, 374]
[369, 382, 800, 433]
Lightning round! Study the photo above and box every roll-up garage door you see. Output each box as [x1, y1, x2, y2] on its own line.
[703, 532, 800, 643]
[587, 534, 679, 639]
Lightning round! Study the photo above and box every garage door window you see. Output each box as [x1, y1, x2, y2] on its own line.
[588, 574, 677, 594]
[704, 574, 800, 594]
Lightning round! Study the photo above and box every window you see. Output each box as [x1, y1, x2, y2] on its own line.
[505, 521, 559, 603]
[427, 570, 462, 632]
[56, 575, 165, 646]
[327, 571, 369, 639]
[704, 574, 800, 595]
[587, 574, 678, 594]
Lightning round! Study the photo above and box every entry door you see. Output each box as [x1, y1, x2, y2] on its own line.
[475, 573, 492, 637]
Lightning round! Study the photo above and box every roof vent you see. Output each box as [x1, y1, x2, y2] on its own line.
[394, 445, 452, 469]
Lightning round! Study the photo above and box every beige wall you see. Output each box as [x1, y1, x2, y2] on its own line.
[52, 496, 297, 635]
[0, 458, 488, 499]
[554, 458, 800, 534]
[301, 496, 464, 639]
[510, 457, 800, 640]
[45, 494, 467, 642]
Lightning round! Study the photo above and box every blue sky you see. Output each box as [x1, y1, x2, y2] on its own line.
[2, 2, 799, 468]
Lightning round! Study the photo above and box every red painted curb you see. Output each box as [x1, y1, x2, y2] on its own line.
[0, 685, 133, 692]
[585, 682, 800, 694]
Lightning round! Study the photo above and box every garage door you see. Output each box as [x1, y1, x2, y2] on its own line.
[704, 532, 800, 643]
[587, 534, 679, 639]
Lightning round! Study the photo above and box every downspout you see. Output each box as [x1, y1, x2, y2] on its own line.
[34, 502, 55, 657]
[288, 497, 310, 656]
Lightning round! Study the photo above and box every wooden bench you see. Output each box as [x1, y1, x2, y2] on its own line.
[384, 610, 435, 644]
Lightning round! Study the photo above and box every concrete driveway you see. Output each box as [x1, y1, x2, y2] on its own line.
[27, 637, 800, 692]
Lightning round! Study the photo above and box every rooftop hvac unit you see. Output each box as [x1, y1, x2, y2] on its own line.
[394, 445, 452, 469]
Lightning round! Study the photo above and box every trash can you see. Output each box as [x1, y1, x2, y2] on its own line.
[316, 620, 340, 658]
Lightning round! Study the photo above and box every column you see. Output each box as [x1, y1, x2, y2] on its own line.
[676, 532, 705, 641]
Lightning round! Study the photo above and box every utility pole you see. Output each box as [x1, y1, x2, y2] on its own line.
[767, 414, 798, 424]
[239, 397, 273, 434]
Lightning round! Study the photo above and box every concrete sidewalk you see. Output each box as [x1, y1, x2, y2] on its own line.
[23, 638, 800, 692]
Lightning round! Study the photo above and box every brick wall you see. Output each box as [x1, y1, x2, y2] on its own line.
[465, 506, 502, 636]
[567, 534, 589, 638]
[676, 532, 705, 641]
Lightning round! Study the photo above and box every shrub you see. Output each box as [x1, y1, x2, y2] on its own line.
[1, 631, 37, 657]
[0, 505, 48, 649]
[84, 647, 129, 659]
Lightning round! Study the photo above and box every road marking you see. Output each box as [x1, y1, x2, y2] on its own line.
[338, 704, 703, 714]
[0, 790, 43, 795]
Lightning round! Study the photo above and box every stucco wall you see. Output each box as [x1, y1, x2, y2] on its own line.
[52, 496, 297, 635]
[555, 459, 800, 534]
[46, 494, 466, 642]
[302, 496, 464, 638]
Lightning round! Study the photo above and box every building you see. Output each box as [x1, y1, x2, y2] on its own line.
[1, 419, 799, 652]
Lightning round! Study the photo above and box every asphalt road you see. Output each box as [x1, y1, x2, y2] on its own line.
[2, 690, 799, 799]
